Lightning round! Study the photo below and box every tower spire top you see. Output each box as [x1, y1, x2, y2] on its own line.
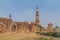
[9, 14, 12, 19]
[36, 6, 39, 11]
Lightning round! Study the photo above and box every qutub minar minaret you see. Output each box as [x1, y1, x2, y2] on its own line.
[35, 6, 40, 32]
[36, 6, 40, 25]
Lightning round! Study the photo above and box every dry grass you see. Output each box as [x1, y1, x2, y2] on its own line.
[0, 33, 38, 40]
[0, 32, 60, 40]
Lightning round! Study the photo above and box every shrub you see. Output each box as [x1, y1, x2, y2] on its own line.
[35, 37, 54, 40]
[36, 37, 48, 40]
[36, 32, 60, 37]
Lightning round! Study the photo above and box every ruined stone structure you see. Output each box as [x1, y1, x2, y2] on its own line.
[47, 23, 53, 32]
[0, 7, 40, 33]
[41, 23, 54, 32]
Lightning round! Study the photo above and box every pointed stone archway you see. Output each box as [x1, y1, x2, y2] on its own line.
[12, 25, 16, 32]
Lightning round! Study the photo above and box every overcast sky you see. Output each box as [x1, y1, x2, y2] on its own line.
[0, 0, 60, 27]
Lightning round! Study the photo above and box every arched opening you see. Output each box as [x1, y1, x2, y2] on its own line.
[12, 25, 16, 32]
[0, 22, 5, 33]
[0, 24, 3, 33]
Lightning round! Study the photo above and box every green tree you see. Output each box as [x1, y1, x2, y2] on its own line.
[55, 26, 58, 28]
[55, 26, 59, 29]
[38, 25, 44, 31]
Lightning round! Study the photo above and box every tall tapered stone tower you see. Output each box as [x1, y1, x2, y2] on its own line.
[36, 6, 40, 25]
[35, 6, 40, 32]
